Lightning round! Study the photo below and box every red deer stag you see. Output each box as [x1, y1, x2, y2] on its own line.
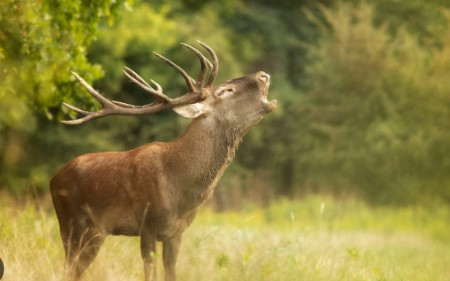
[50, 41, 277, 281]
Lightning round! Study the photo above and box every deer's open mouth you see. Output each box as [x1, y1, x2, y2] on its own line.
[263, 98, 277, 112]
[261, 76, 277, 113]
[262, 88, 277, 112]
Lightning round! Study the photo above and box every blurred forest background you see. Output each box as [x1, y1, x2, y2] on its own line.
[1, 0, 450, 207]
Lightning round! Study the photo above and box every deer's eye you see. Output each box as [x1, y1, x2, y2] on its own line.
[216, 87, 234, 98]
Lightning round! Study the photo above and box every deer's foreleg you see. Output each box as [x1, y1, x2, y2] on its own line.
[140, 230, 157, 281]
[162, 235, 182, 281]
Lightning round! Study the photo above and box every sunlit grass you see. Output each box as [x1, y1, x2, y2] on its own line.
[0, 195, 448, 281]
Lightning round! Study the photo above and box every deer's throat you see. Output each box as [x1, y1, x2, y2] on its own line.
[169, 120, 245, 209]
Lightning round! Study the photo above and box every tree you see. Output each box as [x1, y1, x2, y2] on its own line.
[0, 0, 131, 194]
[296, 3, 450, 204]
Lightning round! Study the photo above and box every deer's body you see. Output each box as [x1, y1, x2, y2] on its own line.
[51, 115, 243, 238]
[50, 43, 276, 281]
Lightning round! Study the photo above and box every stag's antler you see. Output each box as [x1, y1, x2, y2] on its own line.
[62, 41, 218, 125]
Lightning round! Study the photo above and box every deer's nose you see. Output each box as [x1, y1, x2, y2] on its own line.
[258, 72, 270, 83]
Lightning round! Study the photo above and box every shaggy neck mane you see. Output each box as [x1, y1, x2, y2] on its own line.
[167, 117, 248, 210]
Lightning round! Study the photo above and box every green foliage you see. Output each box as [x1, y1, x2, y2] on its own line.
[360, 0, 450, 45]
[1, 0, 450, 206]
[0, 0, 131, 127]
[295, 3, 450, 204]
[0, 0, 131, 193]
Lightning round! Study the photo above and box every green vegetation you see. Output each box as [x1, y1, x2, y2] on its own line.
[1, 1, 450, 203]
[297, 3, 450, 204]
[0, 196, 448, 280]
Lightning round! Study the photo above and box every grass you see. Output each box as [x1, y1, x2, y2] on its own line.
[0, 195, 449, 281]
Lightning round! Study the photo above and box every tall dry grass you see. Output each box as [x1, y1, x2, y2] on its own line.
[0, 195, 448, 281]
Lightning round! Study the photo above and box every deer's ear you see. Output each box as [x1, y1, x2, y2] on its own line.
[173, 103, 208, 119]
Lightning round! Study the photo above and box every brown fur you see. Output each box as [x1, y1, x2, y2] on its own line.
[50, 71, 276, 281]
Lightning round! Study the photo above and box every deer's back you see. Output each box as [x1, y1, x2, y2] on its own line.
[50, 142, 175, 234]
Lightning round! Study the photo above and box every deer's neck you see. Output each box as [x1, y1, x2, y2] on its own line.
[166, 117, 247, 211]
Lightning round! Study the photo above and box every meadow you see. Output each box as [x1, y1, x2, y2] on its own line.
[0, 195, 448, 281]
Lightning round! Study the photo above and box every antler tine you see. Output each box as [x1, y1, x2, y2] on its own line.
[61, 102, 94, 125]
[153, 52, 196, 94]
[61, 113, 96, 125]
[62, 102, 90, 115]
[180, 43, 210, 91]
[61, 104, 103, 125]
[197, 41, 218, 87]
[62, 72, 120, 125]
[123, 66, 151, 88]
[71, 72, 114, 107]
[123, 67, 172, 103]
[111, 100, 139, 108]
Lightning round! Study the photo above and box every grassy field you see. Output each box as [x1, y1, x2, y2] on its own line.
[0, 195, 448, 281]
